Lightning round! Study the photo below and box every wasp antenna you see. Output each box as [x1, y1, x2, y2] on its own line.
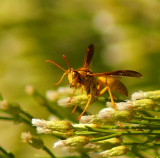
[62, 55, 71, 71]
[46, 59, 67, 72]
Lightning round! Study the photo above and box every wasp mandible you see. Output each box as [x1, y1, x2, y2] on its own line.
[46, 44, 142, 119]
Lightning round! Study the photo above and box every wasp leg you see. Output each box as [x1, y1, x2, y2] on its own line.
[107, 87, 117, 111]
[118, 121, 123, 129]
[72, 105, 78, 114]
[97, 84, 102, 92]
[69, 84, 79, 103]
[55, 72, 67, 86]
[99, 86, 117, 110]
[81, 85, 84, 94]
[78, 94, 92, 120]
[100, 86, 122, 128]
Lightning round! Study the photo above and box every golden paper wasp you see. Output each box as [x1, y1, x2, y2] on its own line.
[46, 44, 142, 119]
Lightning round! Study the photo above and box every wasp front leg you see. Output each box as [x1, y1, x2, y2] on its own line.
[78, 93, 92, 120]
[69, 83, 80, 103]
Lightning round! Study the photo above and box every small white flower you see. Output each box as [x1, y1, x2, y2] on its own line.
[131, 91, 144, 100]
[36, 127, 51, 134]
[25, 85, 35, 95]
[98, 108, 114, 120]
[46, 90, 59, 102]
[57, 87, 72, 95]
[79, 115, 93, 124]
[57, 97, 76, 107]
[0, 100, 9, 109]
[53, 140, 65, 148]
[57, 95, 88, 107]
[107, 101, 133, 111]
[32, 118, 47, 128]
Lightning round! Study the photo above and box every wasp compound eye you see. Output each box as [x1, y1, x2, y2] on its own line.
[72, 71, 78, 79]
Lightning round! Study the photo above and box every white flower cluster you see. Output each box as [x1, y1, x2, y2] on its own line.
[46, 87, 73, 102]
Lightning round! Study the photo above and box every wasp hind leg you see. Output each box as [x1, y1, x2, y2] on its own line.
[99, 86, 117, 111]
[78, 94, 92, 120]
[99, 86, 123, 128]
[72, 105, 78, 114]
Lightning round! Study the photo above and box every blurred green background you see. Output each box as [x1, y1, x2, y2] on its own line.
[0, 0, 160, 157]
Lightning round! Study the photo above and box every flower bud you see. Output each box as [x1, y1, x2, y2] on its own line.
[0, 100, 21, 115]
[25, 85, 35, 95]
[52, 131, 74, 138]
[100, 145, 129, 157]
[57, 95, 88, 107]
[107, 101, 133, 111]
[21, 132, 44, 149]
[53, 140, 65, 148]
[79, 115, 94, 124]
[79, 115, 104, 124]
[132, 99, 156, 111]
[54, 136, 89, 147]
[97, 108, 115, 123]
[131, 90, 160, 101]
[73, 123, 99, 129]
[144, 90, 160, 101]
[32, 119, 73, 132]
[57, 87, 73, 95]
[65, 136, 89, 147]
[113, 111, 133, 122]
[131, 91, 144, 100]
[46, 90, 59, 102]
[96, 138, 121, 149]
[36, 127, 74, 138]
[83, 143, 98, 151]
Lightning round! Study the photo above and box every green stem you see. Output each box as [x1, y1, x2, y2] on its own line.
[75, 131, 99, 135]
[124, 142, 160, 147]
[134, 115, 160, 122]
[133, 152, 145, 158]
[16, 114, 31, 126]
[0, 94, 3, 101]
[86, 126, 114, 134]
[0, 117, 16, 121]
[100, 125, 160, 130]
[43, 146, 56, 158]
[90, 130, 160, 142]
[0, 146, 15, 158]
[129, 120, 160, 126]
[20, 109, 33, 120]
[90, 133, 121, 142]
[33, 91, 64, 120]
[140, 111, 153, 117]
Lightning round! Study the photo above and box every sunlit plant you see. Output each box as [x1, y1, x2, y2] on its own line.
[1, 86, 160, 158]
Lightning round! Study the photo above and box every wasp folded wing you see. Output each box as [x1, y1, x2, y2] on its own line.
[89, 70, 143, 78]
[83, 44, 94, 68]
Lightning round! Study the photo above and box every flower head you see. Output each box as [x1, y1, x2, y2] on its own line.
[32, 119, 73, 132]
[99, 145, 129, 157]
[21, 132, 44, 149]
[57, 95, 88, 107]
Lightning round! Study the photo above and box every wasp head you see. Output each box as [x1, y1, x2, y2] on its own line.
[68, 70, 80, 87]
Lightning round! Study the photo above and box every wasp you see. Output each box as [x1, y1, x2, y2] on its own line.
[46, 44, 142, 119]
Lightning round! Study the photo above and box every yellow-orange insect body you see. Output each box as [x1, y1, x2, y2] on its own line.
[46, 44, 142, 119]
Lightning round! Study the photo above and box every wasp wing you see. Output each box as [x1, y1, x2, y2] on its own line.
[83, 44, 94, 68]
[108, 78, 128, 97]
[89, 70, 143, 78]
